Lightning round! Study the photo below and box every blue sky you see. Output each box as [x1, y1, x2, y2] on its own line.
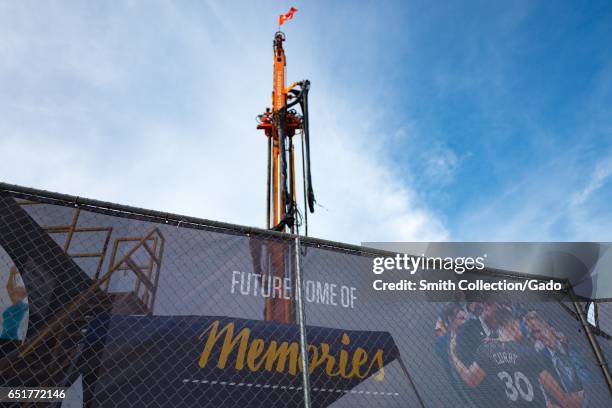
[1, 1, 611, 243]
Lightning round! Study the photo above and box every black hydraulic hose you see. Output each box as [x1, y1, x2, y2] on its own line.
[278, 109, 293, 228]
[300, 129, 308, 236]
[288, 134, 295, 234]
[286, 79, 312, 110]
[299, 81, 315, 213]
[270, 80, 313, 231]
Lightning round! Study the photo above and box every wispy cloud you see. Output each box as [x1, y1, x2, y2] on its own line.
[422, 145, 461, 186]
[571, 154, 612, 206]
[4, 1, 610, 244]
[454, 146, 612, 241]
[0, 1, 448, 244]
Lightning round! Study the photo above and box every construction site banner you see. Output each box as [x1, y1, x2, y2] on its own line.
[0, 184, 610, 407]
[79, 314, 398, 407]
[300, 241, 612, 407]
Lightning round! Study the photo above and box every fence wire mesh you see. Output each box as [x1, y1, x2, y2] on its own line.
[592, 302, 612, 374]
[0, 185, 610, 407]
[298, 243, 612, 407]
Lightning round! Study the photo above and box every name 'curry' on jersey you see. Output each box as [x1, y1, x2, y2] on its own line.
[475, 340, 550, 407]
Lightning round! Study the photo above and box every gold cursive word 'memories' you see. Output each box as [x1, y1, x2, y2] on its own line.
[198, 321, 386, 381]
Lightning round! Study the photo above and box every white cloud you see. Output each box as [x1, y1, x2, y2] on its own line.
[423, 145, 460, 185]
[571, 155, 612, 206]
[306, 101, 448, 243]
[0, 1, 447, 245]
[454, 148, 612, 241]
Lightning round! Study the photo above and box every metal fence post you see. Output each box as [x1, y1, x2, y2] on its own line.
[294, 235, 312, 408]
[568, 288, 612, 393]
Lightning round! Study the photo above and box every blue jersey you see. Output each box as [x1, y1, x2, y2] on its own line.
[1, 300, 28, 339]
[475, 340, 549, 407]
[539, 342, 585, 394]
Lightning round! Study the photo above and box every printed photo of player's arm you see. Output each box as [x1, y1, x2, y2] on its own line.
[449, 306, 584, 407]
[538, 370, 582, 408]
[447, 301, 497, 386]
[449, 331, 486, 388]
[525, 311, 587, 408]
[434, 303, 474, 405]
[1, 266, 28, 340]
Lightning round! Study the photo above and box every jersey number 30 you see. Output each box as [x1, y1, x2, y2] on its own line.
[497, 371, 534, 402]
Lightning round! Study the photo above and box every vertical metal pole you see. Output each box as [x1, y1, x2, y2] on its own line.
[289, 137, 296, 235]
[294, 235, 312, 407]
[266, 136, 272, 229]
[569, 287, 612, 393]
[397, 355, 426, 408]
[278, 114, 287, 230]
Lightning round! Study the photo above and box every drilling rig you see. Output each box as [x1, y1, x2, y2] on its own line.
[256, 26, 315, 323]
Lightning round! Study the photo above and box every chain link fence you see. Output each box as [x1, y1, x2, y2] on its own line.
[591, 302, 612, 374]
[0, 183, 610, 407]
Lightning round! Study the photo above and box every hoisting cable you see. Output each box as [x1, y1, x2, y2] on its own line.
[266, 134, 272, 229]
[300, 127, 308, 236]
[270, 80, 314, 232]
[278, 108, 294, 230]
[298, 80, 315, 213]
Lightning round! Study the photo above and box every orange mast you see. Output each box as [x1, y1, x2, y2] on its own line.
[258, 32, 301, 231]
[257, 31, 304, 323]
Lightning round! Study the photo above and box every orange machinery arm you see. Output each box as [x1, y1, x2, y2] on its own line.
[256, 32, 301, 323]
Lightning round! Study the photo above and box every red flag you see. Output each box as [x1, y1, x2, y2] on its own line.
[279, 7, 297, 26]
